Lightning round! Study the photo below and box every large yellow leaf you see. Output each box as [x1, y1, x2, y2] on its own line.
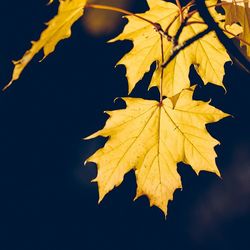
[4, 0, 87, 90]
[110, 0, 238, 97]
[223, 0, 250, 57]
[85, 87, 229, 215]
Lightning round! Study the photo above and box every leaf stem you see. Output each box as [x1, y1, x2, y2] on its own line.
[175, 0, 184, 22]
[85, 4, 169, 39]
[182, 0, 195, 11]
[160, 34, 164, 102]
[223, 28, 250, 47]
[85, 4, 155, 26]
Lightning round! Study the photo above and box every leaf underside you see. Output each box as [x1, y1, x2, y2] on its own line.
[86, 87, 229, 215]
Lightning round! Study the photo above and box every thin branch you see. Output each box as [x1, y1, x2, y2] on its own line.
[85, 4, 156, 26]
[85, 4, 171, 40]
[186, 21, 250, 47]
[164, 14, 180, 41]
[195, 0, 250, 73]
[172, 17, 189, 46]
[162, 27, 212, 68]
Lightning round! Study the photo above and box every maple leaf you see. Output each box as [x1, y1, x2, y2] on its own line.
[85, 87, 229, 215]
[223, 0, 250, 57]
[110, 0, 240, 97]
[4, 0, 87, 90]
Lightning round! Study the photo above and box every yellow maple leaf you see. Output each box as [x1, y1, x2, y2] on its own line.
[223, 0, 250, 57]
[110, 0, 240, 97]
[85, 87, 229, 215]
[4, 0, 87, 90]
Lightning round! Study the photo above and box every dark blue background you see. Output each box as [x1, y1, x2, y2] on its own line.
[0, 1, 249, 250]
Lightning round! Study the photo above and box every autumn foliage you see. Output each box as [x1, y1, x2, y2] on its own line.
[4, 0, 250, 215]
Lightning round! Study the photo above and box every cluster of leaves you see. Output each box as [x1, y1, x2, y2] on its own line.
[4, 0, 250, 216]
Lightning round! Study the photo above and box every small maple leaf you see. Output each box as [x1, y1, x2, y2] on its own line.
[4, 0, 87, 90]
[110, 0, 241, 97]
[223, 0, 250, 57]
[85, 87, 229, 215]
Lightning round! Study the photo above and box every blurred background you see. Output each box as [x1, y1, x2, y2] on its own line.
[0, 1, 249, 250]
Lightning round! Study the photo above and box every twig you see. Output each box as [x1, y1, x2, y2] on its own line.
[162, 27, 212, 68]
[186, 21, 250, 47]
[172, 17, 189, 46]
[85, 4, 155, 26]
[164, 14, 180, 41]
[85, 4, 170, 41]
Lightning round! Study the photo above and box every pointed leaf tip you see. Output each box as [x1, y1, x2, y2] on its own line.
[8, 0, 87, 87]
